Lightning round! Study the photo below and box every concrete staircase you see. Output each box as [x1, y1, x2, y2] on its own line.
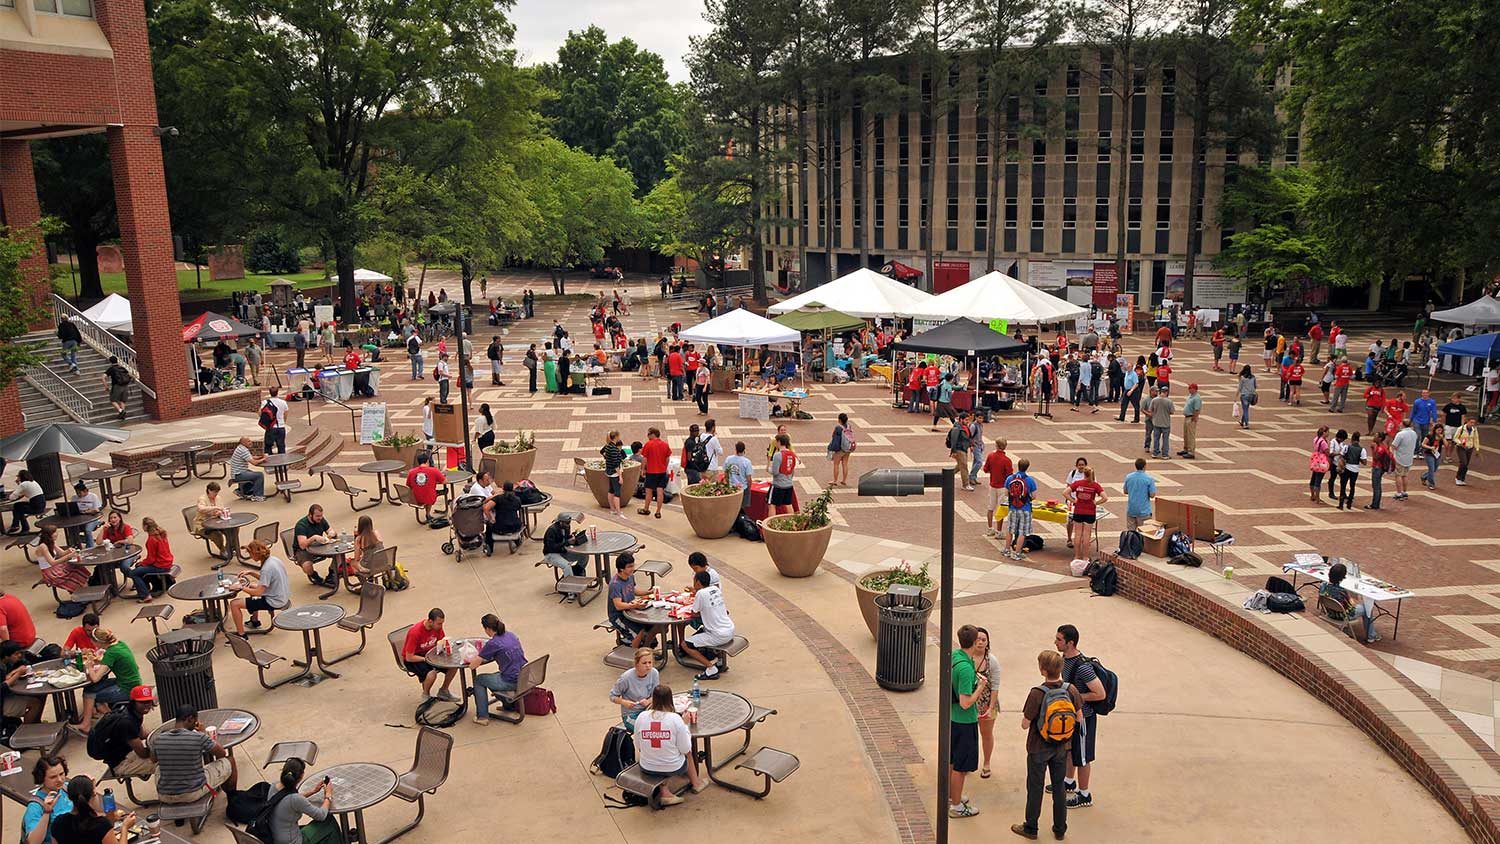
[19, 331, 150, 426]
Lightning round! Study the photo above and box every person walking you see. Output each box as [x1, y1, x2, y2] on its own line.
[967, 413, 986, 487]
[1453, 416, 1479, 486]
[932, 373, 958, 431]
[1147, 387, 1174, 459]
[1419, 426, 1444, 491]
[1390, 420, 1417, 501]
[1309, 426, 1332, 504]
[1366, 431, 1393, 510]
[693, 358, 712, 414]
[1326, 429, 1348, 501]
[1117, 359, 1143, 423]
[827, 413, 855, 487]
[948, 624, 988, 819]
[1226, 331, 1242, 372]
[1236, 366, 1257, 428]
[406, 333, 423, 380]
[946, 413, 974, 491]
[982, 439, 1014, 539]
[1337, 432, 1365, 510]
[486, 336, 505, 386]
[1011, 649, 1083, 841]
[1362, 381, 1387, 435]
[57, 315, 82, 373]
[261, 388, 289, 455]
[1330, 356, 1354, 412]
[1178, 383, 1202, 459]
[1442, 393, 1468, 461]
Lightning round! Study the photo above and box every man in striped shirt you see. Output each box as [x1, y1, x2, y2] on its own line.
[149, 705, 237, 803]
[229, 436, 267, 501]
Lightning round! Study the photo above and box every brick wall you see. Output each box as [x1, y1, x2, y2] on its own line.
[1112, 556, 1500, 842]
[0, 51, 121, 127]
[0, 139, 53, 329]
[0, 383, 24, 438]
[181, 387, 265, 418]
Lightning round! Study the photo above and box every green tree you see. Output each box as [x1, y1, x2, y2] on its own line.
[187, 0, 519, 321]
[0, 223, 51, 390]
[512, 138, 638, 295]
[30, 137, 116, 300]
[536, 26, 688, 194]
[1213, 165, 1348, 299]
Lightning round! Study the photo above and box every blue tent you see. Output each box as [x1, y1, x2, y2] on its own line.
[1437, 332, 1500, 360]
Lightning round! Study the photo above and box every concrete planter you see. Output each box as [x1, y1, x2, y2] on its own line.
[481, 447, 536, 486]
[584, 460, 642, 508]
[762, 518, 832, 578]
[681, 488, 743, 539]
[854, 573, 938, 640]
[371, 442, 419, 469]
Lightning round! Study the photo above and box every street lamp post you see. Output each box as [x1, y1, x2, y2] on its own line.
[857, 466, 956, 844]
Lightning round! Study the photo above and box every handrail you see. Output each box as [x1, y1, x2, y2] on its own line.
[307, 392, 359, 439]
[51, 294, 157, 400]
[664, 283, 755, 309]
[21, 363, 94, 424]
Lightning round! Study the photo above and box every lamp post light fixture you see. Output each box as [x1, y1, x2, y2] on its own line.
[857, 466, 956, 844]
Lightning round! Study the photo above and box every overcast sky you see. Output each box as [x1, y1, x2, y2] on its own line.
[510, 0, 711, 82]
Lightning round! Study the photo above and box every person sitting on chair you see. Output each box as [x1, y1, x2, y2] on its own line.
[149, 705, 238, 805]
[607, 553, 652, 648]
[228, 541, 290, 636]
[1318, 562, 1380, 644]
[401, 608, 458, 701]
[268, 757, 342, 844]
[481, 482, 524, 555]
[541, 512, 588, 579]
[679, 570, 736, 681]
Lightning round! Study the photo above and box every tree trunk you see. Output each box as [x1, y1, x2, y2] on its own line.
[749, 106, 767, 304]
[551, 268, 565, 295]
[74, 228, 103, 301]
[796, 31, 810, 296]
[415, 261, 428, 304]
[921, 75, 935, 293]
[820, 88, 836, 285]
[334, 242, 358, 323]
[854, 63, 869, 267]
[456, 257, 475, 469]
[986, 98, 1002, 273]
[1183, 97, 1209, 309]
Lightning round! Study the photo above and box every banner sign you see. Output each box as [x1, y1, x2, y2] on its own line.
[1091, 263, 1119, 307]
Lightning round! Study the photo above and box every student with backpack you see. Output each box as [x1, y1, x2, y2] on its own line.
[1053, 624, 1110, 810]
[260, 388, 289, 455]
[827, 413, 855, 487]
[254, 757, 340, 844]
[768, 435, 798, 515]
[946, 413, 974, 492]
[681, 424, 710, 485]
[1002, 460, 1038, 561]
[1012, 649, 1084, 840]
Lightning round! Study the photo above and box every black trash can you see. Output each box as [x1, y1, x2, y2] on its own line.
[875, 586, 933, 692]
[147, 636, 217, 717]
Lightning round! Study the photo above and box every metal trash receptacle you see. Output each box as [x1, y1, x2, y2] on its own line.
[875, 585, 933, 692]
[147, 636, 217, 715]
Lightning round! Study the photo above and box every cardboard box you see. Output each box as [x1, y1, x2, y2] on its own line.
[1140, 520, 1177, 558]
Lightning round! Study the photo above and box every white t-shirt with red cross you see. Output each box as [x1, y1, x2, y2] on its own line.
[634, 709, 693, 774]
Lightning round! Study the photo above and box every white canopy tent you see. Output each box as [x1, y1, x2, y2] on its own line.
[1431, 296, 1500, 327]
[905, 270, 1087, 325]
[679, 307, 801, 347]
[767, 267, 933, 319]
[352, 268, 393, 284]
[81, 293, 133, 333]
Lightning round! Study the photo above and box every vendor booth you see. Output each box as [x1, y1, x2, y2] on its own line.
[893, 318, 1028, 415]
[768, 267, 933, 319]
[680, 308, 811, 420]
[1437, 332, 1500, 422]
[905, 270, 1087, 327]
[81, 293, 133, 334]
[1431, 296, 1500, 328]
[772, 304, 866, 382]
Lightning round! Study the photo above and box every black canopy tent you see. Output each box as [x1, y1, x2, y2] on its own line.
[892, 319, 1028, 413]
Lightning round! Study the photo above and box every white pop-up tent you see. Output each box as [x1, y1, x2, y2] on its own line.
[679, 307, 801, 347]
[352, 268, 393, 284]
[1431, 296, 1500, 327]
[767, 267, 933, 319]
[906, 270, 1087, 325]
[81, 293, 133, 333]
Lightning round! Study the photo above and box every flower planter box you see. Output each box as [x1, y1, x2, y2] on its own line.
[481, 447, 537, 486]
[584, 460, 643, 508]
[371, 442, 420, 469]
[681, 488, 743, 539]
[854, 573, 938, 640]
[762, 518, 832, 578]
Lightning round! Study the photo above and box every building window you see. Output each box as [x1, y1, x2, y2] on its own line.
[1098, 131, 1111, 162]
[1032, 139, 1046, 162]
[1130, 130, 1144, 164]
[1065, 136, 1078, 163]
[1161, 66, 1176, 95]
[1156, 197, 1171, 230]
[1128, 196, 1142, 231]
[899, 198, 909, 229]
[1066, 65, 1080, 96]
[1031, 198, 1045, 229]
[1063, 198, 1077, 230]
[1035, 78, 1048, 98]
[976, 117, 989, 164]
[1133, 66, 1146, 94]
[1099, 63, 1113, 88]
[1285, 134, 1300, 165]
[1005, 197, 1018, 230]
[35, 0, 93, 14]
[1, 0, 14, 8]
[976, 195, 988, 226]
[1159, 135, 1173, 163]
[1096, 195, 1109, 223]
[875, 134, 885, 168]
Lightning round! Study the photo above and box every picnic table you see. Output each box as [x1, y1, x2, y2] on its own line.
[304, 537, 355, 599]
[262, 452, 306, 488]
[674, 689, 774, 796]
[624, 603, 696, 666]
[358, 460, 406, 505]
[424, 637, 487, 695]
[162, 441, 215, 479]
[202, 511, 258, 564]
[6, 657, 96, 722]
[74, 541, 142, 596]
[148, 707, 259, 751]
[573, 530, 638, 590]
[519, 492, 553, 539]
[37, 511, 100, 548]
[301, 762, 397, 844]
[169, 573, 240, 636]
[273, 603, 350, 683]
[79, 466, 128, 508]
[1283, 555, 1415, 640]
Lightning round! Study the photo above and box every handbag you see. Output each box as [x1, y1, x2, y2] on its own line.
[1309, 452, 1330, 473]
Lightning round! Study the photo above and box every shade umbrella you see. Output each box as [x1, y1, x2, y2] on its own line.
[772, 305, 865, 333]
[1431, 297, 1500, 327]
[1436, 332, 1500, 422]
[0, 422, 130, 500]
[893, 319, 1028, 412]
[182, 311, 260, 343]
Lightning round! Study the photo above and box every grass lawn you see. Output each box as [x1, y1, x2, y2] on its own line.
[54, 267, 331, 301]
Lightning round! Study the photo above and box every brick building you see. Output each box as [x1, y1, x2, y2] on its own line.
[0, 0, 191, 434]
[767, 50, 1296, 308]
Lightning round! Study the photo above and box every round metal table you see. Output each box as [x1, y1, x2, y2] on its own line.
[305, 537, 355, 598]
[573, 530, 638, 587]
[302, 762, 397, 844]
[168, 573, 239, 634]
[75, 541, 142, 596]
[203, 512, 259, 565]
[262, 452, 306, 495]
[273, 603, 348, 683]
[671, 689, 765, 794]
[79, 467, 128, 508]
[162, 440, 215, 478]
[357, 460, 406, 505]
[36, 511, 102, 548]
[7, 657, 95, 722]
[519, 492, 553, 539]
[623, 604, 696, 666]
[424, 636, 485, 697]
[149, 707, 260, 750]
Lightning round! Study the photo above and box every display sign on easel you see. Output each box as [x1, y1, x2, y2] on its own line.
[359, 403, 386, 444]
[432, 402, 462, 444]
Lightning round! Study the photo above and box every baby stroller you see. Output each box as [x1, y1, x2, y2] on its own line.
[440, 494, 488, 561]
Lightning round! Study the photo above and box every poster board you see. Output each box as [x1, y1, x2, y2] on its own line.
[1114, 294, 1136, 334]
[432, 402, 462, 444]
[359, 403, 386, 444]
[1092, 263, 1119, 306]
[314, 304, 334, 327]
[1154, 497, 1216, 542]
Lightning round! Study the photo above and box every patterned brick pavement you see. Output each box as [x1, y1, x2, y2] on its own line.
[273, 271, 1500, 683]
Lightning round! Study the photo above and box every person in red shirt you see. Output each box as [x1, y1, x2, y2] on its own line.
[1308, 322, 1324, 363]
[923, 361, 942, 407]
[1155, 361, 1173, 395]
[1210, 329, 1225, 371]
[343, 347, 361, 370]
[1288, 360, 1306, 405]
[64, 613, 101, 653]
[94, 511, 135, 546]
[1057, 332, 1071, 353]
[638, 427, 673, 518]
[1066, 467, 1108, 562]
[684, 345, 702, 376]
[1383, 391, 1408, 436]
[405, 452, 447, 520]
[1331, 359, 1354, 412]
[592, 320, 606, 342]
[401, 607, 457, 700]
[981, 438, 1014, 538]
[1154, 324, 1173, 348]
[666, 346, 686, 401]
[1363, 383, 1387, 434]
[0, 588, 37, 647]
[906, 364, 925, 413]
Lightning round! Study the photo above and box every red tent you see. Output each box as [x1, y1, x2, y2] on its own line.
[881, 260, 923, 282]
[182, 311, 259, 343]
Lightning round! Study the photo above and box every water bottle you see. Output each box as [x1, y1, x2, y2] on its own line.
[101, 788, 116, 815]
[691, 678, 701, 709]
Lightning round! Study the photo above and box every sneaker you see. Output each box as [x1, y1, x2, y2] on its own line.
[949, 802, 980, 818]
[246, 617, 262, 629]
[1010, 824, 1038, 840]
[436, 689, 458, 702]
[1045, 779, 1077, 795]
[1066, 792, 1093, 809]
[1456, 480, 1468, 486]
[691, 781, 709, 793]
[695, 668, 721, 681]
[658, 793, 684, 806]
[249, 495, 266, 503]
[985, 528, 997, 538]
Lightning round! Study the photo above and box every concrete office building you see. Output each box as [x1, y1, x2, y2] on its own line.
[766, 50, 1296, 310]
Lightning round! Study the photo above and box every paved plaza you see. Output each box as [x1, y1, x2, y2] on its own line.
[2, 270, 1493, 842]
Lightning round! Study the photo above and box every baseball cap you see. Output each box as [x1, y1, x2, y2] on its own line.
[130, 686, 156, 704]
[1189, 383, 1199, 390]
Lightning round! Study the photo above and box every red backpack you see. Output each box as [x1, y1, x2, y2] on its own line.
[1007, 474, 1031, 509]
[778, 449, 797, 476]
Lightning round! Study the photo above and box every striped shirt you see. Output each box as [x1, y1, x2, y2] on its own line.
[151, 727, 216, 795]
[230, 444, 253, 477]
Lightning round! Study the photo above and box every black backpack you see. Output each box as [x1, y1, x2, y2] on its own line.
[1116, 530, 1144, 560]
[258, 402, 277, 430]
[686, 437, 709, 472]
[86, 706, 134, 764]
[415, 695, 465, 727]
[246, 785, 292, 842]
[1267, 592, 1305, 613]
[1067, 654, 1121, 717]
[1089, 561, 1118, 596]
[590, 725, 636, 778]
[227, 781, 271, 825]
[108, 366, 131, 386]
